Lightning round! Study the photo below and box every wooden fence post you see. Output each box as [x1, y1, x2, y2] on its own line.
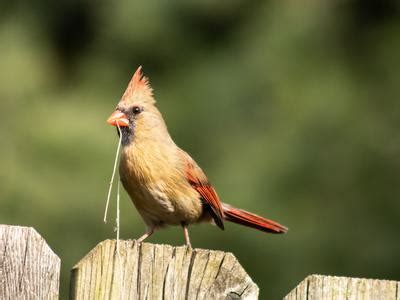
[0, 224, 61, 299]
[284, 274, 400, 300]
[70, 239, 259, 299]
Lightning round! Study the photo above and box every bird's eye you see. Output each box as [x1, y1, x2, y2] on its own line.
[132, 106, 142, 115]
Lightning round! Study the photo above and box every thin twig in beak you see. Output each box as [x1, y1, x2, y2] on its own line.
[104, 123, 122, 223]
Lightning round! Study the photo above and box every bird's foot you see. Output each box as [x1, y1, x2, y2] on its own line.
[182, 223, 192, 248]
[136, 227, 155, 243]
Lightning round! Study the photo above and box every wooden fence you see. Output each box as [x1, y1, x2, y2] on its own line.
[0, 224, 399, 299]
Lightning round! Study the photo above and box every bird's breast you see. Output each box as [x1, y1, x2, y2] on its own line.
[119, 145, 203, 226]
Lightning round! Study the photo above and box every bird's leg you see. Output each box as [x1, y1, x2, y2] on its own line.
[137, 226, 155, 243]
[181, 222, 192, 248]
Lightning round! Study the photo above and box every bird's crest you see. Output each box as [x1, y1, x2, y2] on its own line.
[120, 66, 155, 105]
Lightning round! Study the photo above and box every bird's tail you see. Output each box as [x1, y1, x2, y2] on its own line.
[222, 203, 288, 234]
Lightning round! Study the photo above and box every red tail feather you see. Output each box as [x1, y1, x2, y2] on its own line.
[222, 204, 288, 234]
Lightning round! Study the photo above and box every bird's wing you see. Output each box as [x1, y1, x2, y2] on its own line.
[183, 153, 225, 230]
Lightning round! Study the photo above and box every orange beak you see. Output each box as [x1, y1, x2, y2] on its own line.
[107, 110, 129, 127]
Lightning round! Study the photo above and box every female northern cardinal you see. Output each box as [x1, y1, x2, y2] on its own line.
[107, 66, 288, 246]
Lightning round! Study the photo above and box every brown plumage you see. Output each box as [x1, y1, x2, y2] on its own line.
[107, 66, 288, 246]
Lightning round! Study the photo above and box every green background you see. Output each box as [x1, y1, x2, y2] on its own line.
[1, 1, 400, 298]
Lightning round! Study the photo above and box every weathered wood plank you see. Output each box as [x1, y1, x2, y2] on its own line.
[70, 239, 259, 299]
[0, 224, 60, 299]
[284, 274, 400, 300]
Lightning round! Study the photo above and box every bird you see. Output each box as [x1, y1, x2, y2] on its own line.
[107, 66, 288, 247]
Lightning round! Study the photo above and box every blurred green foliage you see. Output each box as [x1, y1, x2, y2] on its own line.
[1, 1, 400, 298]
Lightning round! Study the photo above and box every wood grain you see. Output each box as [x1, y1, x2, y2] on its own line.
[284, 274, 400, 300]
[0, 224, 60, 299]
[70, 240, 259, 299]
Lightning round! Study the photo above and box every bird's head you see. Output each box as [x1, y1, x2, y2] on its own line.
[107, 66, 167, 145]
